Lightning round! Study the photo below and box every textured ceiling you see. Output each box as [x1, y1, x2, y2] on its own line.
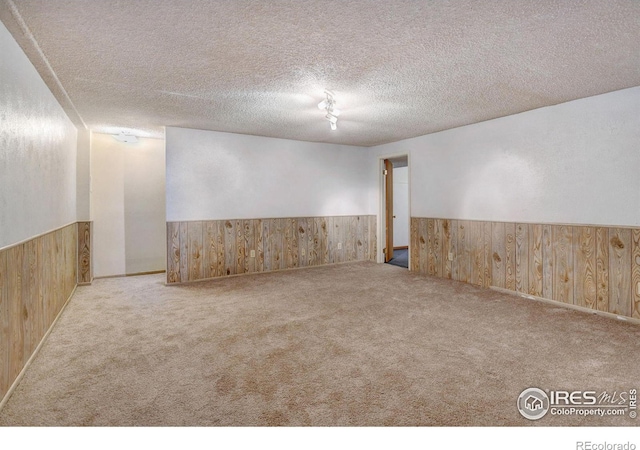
[2, 0, 640, 147]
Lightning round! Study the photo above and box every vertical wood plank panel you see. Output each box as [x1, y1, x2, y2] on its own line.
[457, 221, 470, 283]
[42, 232, 53, 329]
[337, 216, 345, 263]
[542, 224, 553, 299]
[272, 218, 284, 271]
[77, 222, 92, 284]
[608, 228, 632, 316]
[410, 218, 418, 272]
[306, 217, 315, 266]
[573, 226, 597, 310]
[215, 221, 225, 277]
[262, 219, 272, 272]
[434, 219, 443, 278]
[528, 224, 543, 296]
[363, 216, 370, 263]
[344, 216, 352, 262]
[33, 235, 45, 349]
[71, 225, 77, 292]
[596, 227, 609, 312]
[24, 239, 40, 359]
[204, 221, 218, 279]
[244, 219, 256, 273]
[320, 217, 329, 265]
[442, 219, 452, 279]
[504, 223, 516, 291]
[449, 220, 458, 281]
[187, 221, 203, 281]
[255, 219, 264, 273]
[52, 230, 61, 316]
[292, 218, 300, 268]
[349, 216, 358, 262]
[7, 245, 24, 384]
[327, 217, 335, 264]
[178, 222, 188, 282]
[62, 227, 70, 299]
[284, 218, 293, 269]
[297, 218, 307, 267]
[0, 249, 7, 398]
[491, 222, 506, 288]
[310, 217, 319, 266]
[166, 223, 178, 282]
[515, 223, 528, 294]
[426, 219, 436, 276]
[482, 222, 492, 288]
[469, 221, 483, 287]
[632, 229, 640, 319]
[355, 216, 364, 262]
[419, 219, 428, 275]
[224, 220, 236, 276]
[552, 225, 574, 304]
[235, 219, 245, 274]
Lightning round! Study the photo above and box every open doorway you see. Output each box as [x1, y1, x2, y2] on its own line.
[382, 155, 409, 268]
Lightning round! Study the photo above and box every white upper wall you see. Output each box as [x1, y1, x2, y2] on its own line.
[0, 20, 77, 248]
[166, 127, 376, 221]
[373, 86, 640, 227]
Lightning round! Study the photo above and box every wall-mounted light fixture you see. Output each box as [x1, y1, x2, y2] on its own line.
[318, 90, 341, 131]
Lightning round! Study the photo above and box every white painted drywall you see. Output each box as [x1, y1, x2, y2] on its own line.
[91, 133, 125, 277]
[76, 128, 91, 221]
[124, 138, 166, 274]
[91, 133, 166, 277]
[393, 166, 409, 247]
[372, 86, 640, 227]
[0, 21, 77, 249]
[166, 127, 377, 221]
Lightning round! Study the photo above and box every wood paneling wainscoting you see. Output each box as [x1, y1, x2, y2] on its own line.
[77, 221, 93, 285]
[411, 218, 640, 321]
[0, 223, 78, 404]
[167, 216, 377, 284]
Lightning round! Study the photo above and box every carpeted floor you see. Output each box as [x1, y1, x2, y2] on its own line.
[1, 262, 638, 426]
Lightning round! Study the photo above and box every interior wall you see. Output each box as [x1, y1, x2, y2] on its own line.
[373, 86, 640, 228]
[165, 127, 376, 221]
[393, 166, 409, 247]
[91, 133, 166, 277]
[0, 20, 77, 249]
[76, 129, 91, 221]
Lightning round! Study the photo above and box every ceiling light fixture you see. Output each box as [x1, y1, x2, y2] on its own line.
[113, 131, 138, 143]
[318, 90, 340, 131]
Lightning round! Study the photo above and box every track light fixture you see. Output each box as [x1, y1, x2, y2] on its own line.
[318, 90, 340, 131]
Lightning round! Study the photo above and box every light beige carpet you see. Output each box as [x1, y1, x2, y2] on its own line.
[0, 262, 638, 426]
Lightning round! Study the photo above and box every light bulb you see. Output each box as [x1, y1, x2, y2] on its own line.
[326, 113, 337, 124]
[330, 122, 337, 131]
[330, 107, 341, 117]
[318, 100, 328, 110]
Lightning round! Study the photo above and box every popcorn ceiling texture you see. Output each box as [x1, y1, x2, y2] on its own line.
[2, 0, 639, 146]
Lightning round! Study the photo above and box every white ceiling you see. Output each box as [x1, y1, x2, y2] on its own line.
[2, 0, 639, 147]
